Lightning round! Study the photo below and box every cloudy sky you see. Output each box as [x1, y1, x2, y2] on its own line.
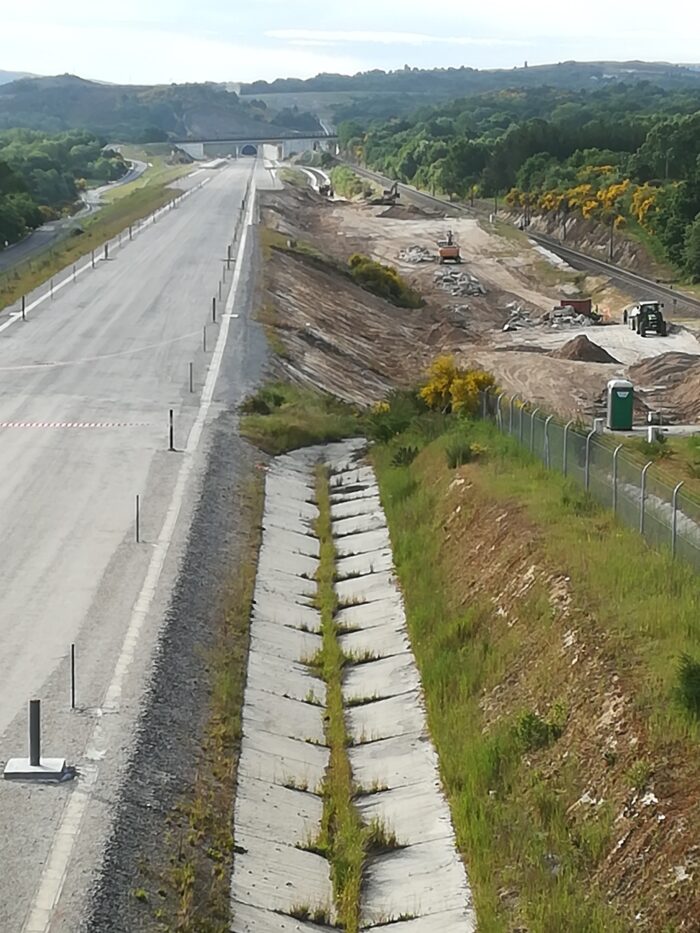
[2, 0, 698, 84]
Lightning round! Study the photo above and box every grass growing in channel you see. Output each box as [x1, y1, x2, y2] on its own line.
[371, 415, 700, 931]
[311, 465, 366, 930]
[241, 383, 361, 455]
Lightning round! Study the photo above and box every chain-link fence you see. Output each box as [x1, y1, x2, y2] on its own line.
[481, 390, 700, 569]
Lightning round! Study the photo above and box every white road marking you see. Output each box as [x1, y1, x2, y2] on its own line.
[21, 179, 256, 933]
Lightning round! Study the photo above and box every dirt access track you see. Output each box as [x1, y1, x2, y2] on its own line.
[260, 184, 700, 420]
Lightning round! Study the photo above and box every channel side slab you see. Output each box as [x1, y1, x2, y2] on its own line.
[231, 449, 335, 930]
[324, 448, 476, 933]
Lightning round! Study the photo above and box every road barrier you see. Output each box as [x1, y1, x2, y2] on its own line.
[481, 390, 700, 568]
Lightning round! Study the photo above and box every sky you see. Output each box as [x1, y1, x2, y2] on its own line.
[2, 0, 699, 85]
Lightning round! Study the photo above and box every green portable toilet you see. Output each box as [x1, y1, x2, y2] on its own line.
[607, 378, 634, 431]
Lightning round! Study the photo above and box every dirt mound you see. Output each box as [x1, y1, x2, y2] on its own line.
[628, 352, 700, 387]
[379, 204, 436, 219]
[551, 334, 620, 364]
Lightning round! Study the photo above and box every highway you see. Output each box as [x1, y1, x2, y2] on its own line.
[0, 159, 267, 932]
[349, 164, 700, 316]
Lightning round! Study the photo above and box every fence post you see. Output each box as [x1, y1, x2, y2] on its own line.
[672, 481, 684, 558]
[509, 396, 515, 434]
[640, 461, 653, 535]
[481, 390, 488, 420]
[584, 430, 596, 491]
[496, 393, 505, 432]
[519, 403, 525, 444]
[612, 444, 623, 514]
[563, 420, 573, 475]
[530, 408, 540, 453]
[544, 415, 553, 468]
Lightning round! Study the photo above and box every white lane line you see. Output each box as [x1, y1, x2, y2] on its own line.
[0, 177, 213, 337]
[22, 180, 256, 933]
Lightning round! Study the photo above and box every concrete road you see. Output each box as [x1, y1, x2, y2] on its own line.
[0, 159, 268, 931]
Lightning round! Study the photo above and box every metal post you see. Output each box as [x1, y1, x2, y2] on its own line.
[50, 279, 54, 299]
[70, 644, 76, 710]
[227, 245, 232, 270]
[168, 410, 175, 451]
[29, 700, 40, 767]
[218, 281, 222, 301]
[530, 408, 540, 452]
[544, 415, 553, 468]
[496, 393, 505, 432]
[640, 461, 653, 535]
[21, 296, 26, 321]
[129, 225, 133, 241]
[91, 249, 95, 269]
[212, 297, 217, 323]
[519, 403, 525, 444]
[189, 362, 194, 393]
[612, 444, 623, 514]
[203, 326, 207, 352]
[72, 264, 76, 283]
[563, 420, 573, 475]
[104, 243, 108, 261]
[481, 390, 488, 420]
[509, 396, 516, 434]
[585, 429, 596, 491]
[672, 481, 684, 558]
[135, 495, 141, 543]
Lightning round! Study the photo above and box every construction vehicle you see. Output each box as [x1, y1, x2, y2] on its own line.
[319, 182, 333, 197]
[371, 181, 400, 206]
[437, 230, 462, 264]
[626, 300, 667, 337]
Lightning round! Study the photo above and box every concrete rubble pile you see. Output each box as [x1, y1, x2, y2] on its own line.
[503, 300, 594, 332]
[398, 245, 435, 263]
[434, 268, 487, 297]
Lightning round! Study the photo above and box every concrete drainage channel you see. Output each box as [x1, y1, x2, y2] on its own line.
[231, 440, 476, 932]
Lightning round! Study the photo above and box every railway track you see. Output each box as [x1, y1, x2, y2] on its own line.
[349, 164, 700, 316]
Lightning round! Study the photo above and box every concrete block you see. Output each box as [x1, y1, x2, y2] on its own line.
[242, 689, 326, 744]
[355, 785, 455, 846]
[349, 735, 441, 791]
[235, 779, 324, 847]
[250, 622, 321, 663]
[343, 654, 420, 703]
[330, 484, 380, 504]
[232, 902, 336, 932]
[329, 466, 375, 488]
[337, 597, 404, 632]
[333, 512, 387, 538]
[231, 836, 332, 915]
[334, 528, 391, 557]
[346, 692, 426, 744]
[336, 572, 397, 606]
[362, 907, 476, 933]
[255, 572, 317, 603]
[340, 624, 410, 660]
[260, 528, 320, 559]
[3, 758, 67, 781]
[330, 496, 382, 520]
[257, 548, 319, 580]
[335, 549, 394, 580]
[239, 731, 328, 788]
[252, 597, 321, 632]
[246, 653, 326, 705]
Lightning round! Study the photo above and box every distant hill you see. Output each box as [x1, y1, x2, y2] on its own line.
[0, 74, 322, 140]
[0, 70, 36, 85]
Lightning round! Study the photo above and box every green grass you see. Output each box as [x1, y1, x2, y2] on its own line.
[241, 382, 362, 454]
[278, 167, 311, 189]
[370, 415, 700, 930]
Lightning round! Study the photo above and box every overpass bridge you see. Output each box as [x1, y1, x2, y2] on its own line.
[173, 132, 338, 160]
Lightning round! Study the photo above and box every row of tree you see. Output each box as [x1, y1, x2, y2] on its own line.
[341, 84, 700, 278]
[0, 129, 126, 249]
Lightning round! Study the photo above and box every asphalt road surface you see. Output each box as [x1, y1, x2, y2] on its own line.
[0, 159, 269, 932]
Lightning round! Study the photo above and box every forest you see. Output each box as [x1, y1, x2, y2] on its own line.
[0, 129, 126, 248]
[342, 82, 700, 278]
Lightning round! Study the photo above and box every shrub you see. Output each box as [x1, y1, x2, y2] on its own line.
[420, 354, 496, 413]
[365, 390, 425, 442]
[446, 438, 475, 468]
[347, 253, 424, 309]
[514, 705, 566, 751]
[676, 653, 700, 717]
[561, 482, 599, 516]
[240, 386, 285, 415]
[391, 446, 419, 467]
[636, 434, 670, 461]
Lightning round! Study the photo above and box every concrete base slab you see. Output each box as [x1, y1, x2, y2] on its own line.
[333, 512, 387, 538]
[336, 573, 397, 606]
[362, 906, 476, 932]
[356, 785, 455, 846]
[329, 466, 376, 488]
[252, 597, 320, 631]
[335, 529, 391, 557]
[347, 692, 425, 743]
[330, 485, 380, 504]
[251, 622, 321, 662]
[258, 548, 319, 580]
[232, 902, 336, 932]
[260, 528, 320, 558]
[349, 735, 441, 791]
[235, 779, 324, 847]
[265, 495, 318, 523]
[331, 496, 382, 520]
[343, 654, 420, 702]
[336, 549, 394, 579]
[246, 654, 326, 705]
[256, 573, 317, 603]
[340, 625, 410, 660]
[337, 598, 404, 632]
[360, 840, 472, 925]
[232, 836, 333, 915]
[243, 690, 326, 744]
[3, 757, 67, 781]
[239, 732, 328, 789]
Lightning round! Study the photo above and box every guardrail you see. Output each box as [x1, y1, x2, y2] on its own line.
[481, 390, 700, 567]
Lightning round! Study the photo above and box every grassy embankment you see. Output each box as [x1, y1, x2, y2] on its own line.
[0, 144, 194, 311]
[132, 478, 264, 932]
[242, 382, 700, 929]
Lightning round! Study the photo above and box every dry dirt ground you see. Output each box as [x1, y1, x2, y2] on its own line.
[260, 185, 700, 420]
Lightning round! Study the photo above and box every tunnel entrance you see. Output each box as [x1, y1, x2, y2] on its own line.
[240, 144, 258, 157]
